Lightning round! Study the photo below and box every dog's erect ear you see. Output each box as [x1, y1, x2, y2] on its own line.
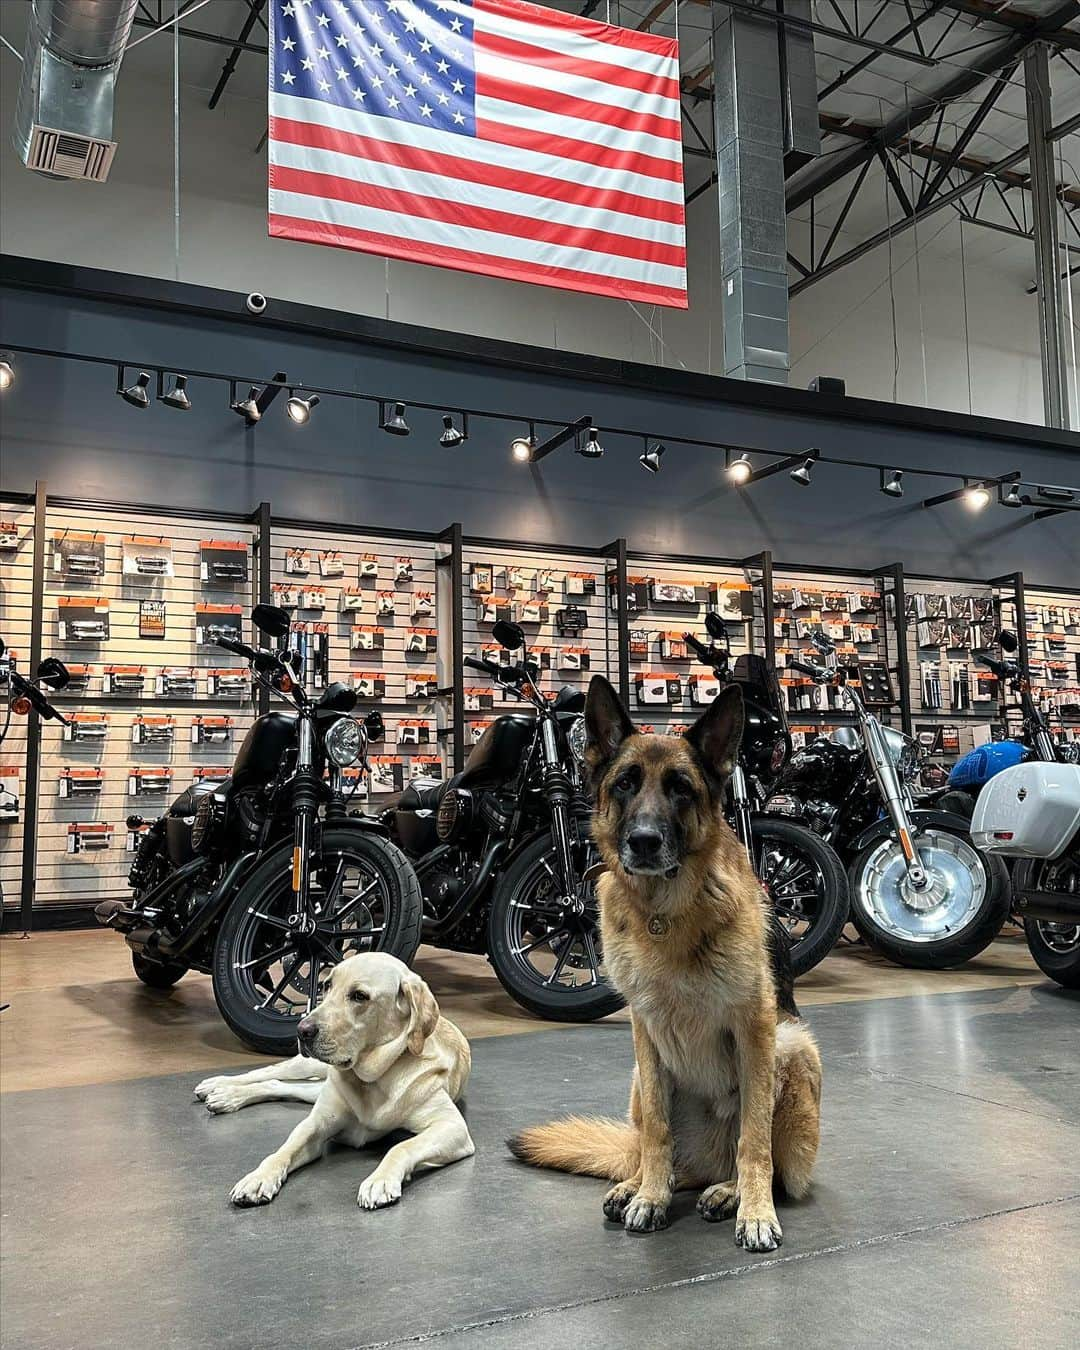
[400, 974, 440, 1056]
[585, 674, 635, 775]
[684, 684, 744, 787]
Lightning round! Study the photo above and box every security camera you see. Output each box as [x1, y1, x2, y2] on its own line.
[245, 292, 268, 315]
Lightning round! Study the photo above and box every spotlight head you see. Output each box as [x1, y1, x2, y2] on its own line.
[964, 483, 991, 512]
[120, 371, 151, 409]
[577, 426, 604, 459]
[789, 456, 815, 486]
[1001, 482, 1023, 508]
[159, 374, 191, 412]
[881, 469, 904, 498]
[0, 356, 13, 391]
[727, 453, 753, 485]
[639, 442, 665, 474]
[286, 392, 320, 425]
[232, 385, 262, 423]
[439, 414, 465, 447]
[511, 435, 534, 464]
[382, 401, 410, 436]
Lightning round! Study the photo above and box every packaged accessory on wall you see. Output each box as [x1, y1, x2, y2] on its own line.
[272, 582, 300, 608]
[319, 550, 345, 578]
[132, 715, 175, 745]
[857, 661, 894, 706]
[659, 633, 688, 661]
[635, 672, 681, 706]
[773, 586, 795, 608]
[397, 719, 431, 746]
[339, 587, 365, 613]
[406, 674, 438, 700]
[298, 587, 326, 611]
[946, 620, 970, 649]
[469, 563, 492, 593]
[478, 597, 513, 625]
[791, 587, 823, 610]
[64, 713, 109, 744]
[565, 572, 597, 597]
[515, 600, 549, 625]
[350, 625, 385, 652]
[972, 620, 997, 649]
[464, 687, 494, 712]
[376, 591, 396, 617]
[714, 585, 754, 619]
[649, 579, 696, 605]
[359, 554, 380, 580]
[950, 662, 971, 710]
[201, 540, 249, 584]
[823, 620, 849, 642]
[206, 668, 248, 699]
[67, 822, 113, 855]
[916, 724, 945, 756]
[0, 522, 19, 552]
[848, 591, 878, 614]
[536, 569, 560, 594]
[915, 593, 948, 620]
[503, 565, 535, 592]
[58, 767, 104, 799]
[411, 591, 434, 620]
[103, 665, 146, 696]
[948, 596, 973, 620]
[823, 591, 848, 612]
[191, 715, 234, 745]
[394, 557, 413, 583]
[158, 667, 198, 698]
[196, 604, 243, 646]
[138, 600, 166, 640]
[53, 530, 106, 579]
[123, 535, 173, 578]
[528, 645, 552, 670]
[194, 765, 230, 786]
[940, 725, 961, 756]
[850, 623, 876, 645]
[0, 766, 20, 823]
[921, 661, 943, 709]
[917, 619, 947, 648]
[405, 627, 437, 654]
[410, 755, 443, 781]
[369, 756, 405, 794]
[58, 597, 109, 642]
[128, 766, 173, 797]
[62, 664, 92, 694]
[973, 671, 997, 703]
[126, 820, 151, 852]
[1046, 633, 1067, 656]
[284, 548, 311, 576]
[688, 673, 721, 705]
[558, 646, 590, 671]
[628, 629, 650, 660]
[555, 604, 589, 637]
[291, 623, 329, 690]
[469, 720, 491, 743]
[353, 671, 386, 700]
[971, 596, 994, 622]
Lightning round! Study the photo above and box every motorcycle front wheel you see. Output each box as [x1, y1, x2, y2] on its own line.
[487, 832, 625, 1023]
[212, 827, 423, 1055]
[848, 825, 1009, 969]
[1016, 856, 1080, 989]
[750, 818, 849, 978]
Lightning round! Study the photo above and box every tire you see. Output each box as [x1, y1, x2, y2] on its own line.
[1016, 857, 1080, 989]
[132, 950, 188, 990]
[848, 825, 1010, 969]
[211, 826, 423, 1055]
[750, 818, 848, 978]
[487, 831, 625, 1023]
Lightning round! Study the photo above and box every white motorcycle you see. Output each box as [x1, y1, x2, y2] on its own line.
[972, 762, 1080, 989]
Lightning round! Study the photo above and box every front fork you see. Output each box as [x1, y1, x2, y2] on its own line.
[289, 715, 319, 927]
[540, 718, 583, 914]
[863, 714, 928, 888]
[729, 764, 755, 868]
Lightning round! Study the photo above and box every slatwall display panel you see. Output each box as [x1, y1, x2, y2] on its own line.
[34, 505, 257, 906]
[770, 568, 891, 752]
[462, 543, 614, 745]
[902, 576, 1002, 766]
[1021, 587, 1080, 751]
[0, 502, 36, 909]
[622, 556, 759, 739]
[270, 525, 445, 803]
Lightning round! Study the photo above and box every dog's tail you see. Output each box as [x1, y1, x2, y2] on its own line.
[507, 1116, 638, 1180]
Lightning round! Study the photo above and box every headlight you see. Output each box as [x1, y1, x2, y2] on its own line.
[325, 716, 365, 768]
[567, 715, 587, 764]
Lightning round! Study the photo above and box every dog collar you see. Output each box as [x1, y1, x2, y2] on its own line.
[646, 915, 671, 938]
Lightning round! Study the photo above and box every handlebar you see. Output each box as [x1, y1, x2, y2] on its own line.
[683, 632, 716, 665]
[788, 658, 825, 679]
[463, 655, 498, 676]
[215, 636, 257, 661]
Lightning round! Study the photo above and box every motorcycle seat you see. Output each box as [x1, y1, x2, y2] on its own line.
[398, 776, 453, 813]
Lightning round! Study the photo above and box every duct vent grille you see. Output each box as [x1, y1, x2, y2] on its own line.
[26, 125, 116, 181]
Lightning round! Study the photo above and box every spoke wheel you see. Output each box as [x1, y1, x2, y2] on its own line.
[750, 818, 848, 978]
[1018, 855, 1080, 989]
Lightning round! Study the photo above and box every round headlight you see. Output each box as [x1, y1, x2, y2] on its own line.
[325, 716, 364, 767]
[567, 715, 587, 764]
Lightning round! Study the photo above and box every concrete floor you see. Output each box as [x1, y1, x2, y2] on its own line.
[1, 934, 1077, 1349]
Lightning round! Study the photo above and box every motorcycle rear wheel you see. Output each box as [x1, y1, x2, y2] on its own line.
[750, 818, 848, 978]
[1016, 856, 1080, 989]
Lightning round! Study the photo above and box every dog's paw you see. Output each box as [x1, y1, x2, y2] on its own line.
[602, 1180, 639, 1222]
[734, 1207, 783, 1252]
[203, 1084, 251, 1115]
[697, 1181, 739, 1223]
[357, 1174, 402, 1210]
[194, 1075, 227, 1101]
[230, 1165, 285, 1207]
[622, 1195, 670, 1233]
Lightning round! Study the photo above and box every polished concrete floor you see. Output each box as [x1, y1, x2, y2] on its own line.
[1, 931, 1077, 1349]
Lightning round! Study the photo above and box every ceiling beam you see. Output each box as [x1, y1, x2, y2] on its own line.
[936, 1, 1080, 52]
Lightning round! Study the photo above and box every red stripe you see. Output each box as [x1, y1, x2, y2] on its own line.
[477, 72, 682, 146]
[473, 28, 680, 103]
[270, 116, 686, 226]
[475, 117, 683, 184]
[473, 0, 679, 62]
[269, 213, 688, 308]
[270, 164, 687, 269]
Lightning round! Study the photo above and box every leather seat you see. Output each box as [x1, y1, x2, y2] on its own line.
[398, 776, 452, 813]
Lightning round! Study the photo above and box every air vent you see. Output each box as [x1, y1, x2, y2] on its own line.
[27, 125, 116, 182]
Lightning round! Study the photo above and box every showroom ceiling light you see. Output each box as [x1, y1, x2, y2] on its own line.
[231, 385, 262, 423]
[789, 456, 816, 486]
[381, 401, 410, 436]
[511, 424, 536, 463]
[577, 426, 604, 459]
[1000, 482, 1023, 508]
[0, 355, 13, 391]
[286, 391, 320, 426]
[727, 453, 753, 485]
[729, 448, 820, 488]
[880, 469, 904, 498]
[228, 373, 288, 427]
[921, 472, 1020, 512]
[639, 441, 665, 474]
[526, 415, 592, 465]
[118, 368, 151, 409]
[159, 374, 191, 412]
[440, 413, 467, 447]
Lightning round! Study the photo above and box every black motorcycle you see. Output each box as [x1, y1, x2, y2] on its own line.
[95, 604, 424, 1054]
[385, 620, 623, 1022]
[684, 616, 848, 977]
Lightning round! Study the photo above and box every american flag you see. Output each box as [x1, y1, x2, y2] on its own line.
[268, 0, 687, 307]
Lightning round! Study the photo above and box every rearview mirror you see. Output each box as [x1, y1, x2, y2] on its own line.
[364, 710, 385, 742]
[37, 658, 70, 690]
[998, 629, 1018, 653]
[704, 611, 729, 642]
[252, 604, 292, 639]
[493, 620, 525, 651]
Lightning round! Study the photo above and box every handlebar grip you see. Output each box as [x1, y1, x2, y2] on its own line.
[463, 656, 494, 674]
[788, 659, 822, 678]
[683, 633, 713, 663]
[215, 636, 256, 660]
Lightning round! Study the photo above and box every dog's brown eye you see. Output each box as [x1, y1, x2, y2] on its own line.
[614, 770, 638, 793]
[350, 989, 369, 1004]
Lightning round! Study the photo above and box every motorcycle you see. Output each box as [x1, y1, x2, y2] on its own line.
[384, 620, 623, 1022]
[683, 616, 848, 977]
[95, 604, 424, 1054]
[766, 634, 1009, 969]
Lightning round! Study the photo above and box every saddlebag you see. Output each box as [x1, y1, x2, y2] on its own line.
[971, 763, 1080, 859]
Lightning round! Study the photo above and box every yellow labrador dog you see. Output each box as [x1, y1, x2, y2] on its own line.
[194, 953, 474, 1210]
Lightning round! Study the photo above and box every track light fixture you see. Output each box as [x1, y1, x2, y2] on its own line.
[921, 472, 1019, 512]
[1000, 482, 1023, 508]
[0, 355, 13, 391]
[159, 374, 191, 411]
[964, 483, 991, 512]
[439, 413, 467, 447]
[511, 424, 536, 463]
[789, 456, 815, 487]
[880, 469, 904, 498]
[526, 415, 592, 464]
[231, 385, 262, 423]
[381, 401, 410, 436]
[727, 453, 753, 485]
[639, 442, 665, 474]
[577, 426, 604, 459]
[286, 391, 320, 425]
[118, 369, 151, 409]
[729, 448, 820, 488]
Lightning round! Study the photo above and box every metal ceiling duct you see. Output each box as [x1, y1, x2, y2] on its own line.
[13, 0, 139, 182]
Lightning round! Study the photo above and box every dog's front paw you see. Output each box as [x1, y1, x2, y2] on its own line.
[203, 1084, 250, 1114]
[697, 1181, 739, 1223]
[622, 1194, 670, 1233]
[194, 1075, 227, 1101]
[734, 1206, 783, 1252]
[357, 1174, 402, 1210]
[602, 1180, 639, 1222]
[230, 1165, 285, 1207]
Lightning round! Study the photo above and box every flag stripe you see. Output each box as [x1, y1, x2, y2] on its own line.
[270, 211, 689, 307]
[271, 115, 686, 225]
[472, 0, 677, 72]
[472, 28, 680, 103]
[476, 99, 683, 173]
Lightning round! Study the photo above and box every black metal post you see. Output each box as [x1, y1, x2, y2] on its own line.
[437, 523, 464, 772]
[19, 481, 47, 935]
[885, 562, 913, 735]
[740, 550, 775, 670]
[1013, 570, 1030, 672]
[606, 538, 630, 706]
[255, 500, 272, 717]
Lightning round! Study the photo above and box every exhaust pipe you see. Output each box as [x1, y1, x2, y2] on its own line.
[13, 0, 139, 181]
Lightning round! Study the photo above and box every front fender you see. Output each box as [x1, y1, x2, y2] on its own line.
[342, 811, 391, 837]
[850, 808, 972, 855]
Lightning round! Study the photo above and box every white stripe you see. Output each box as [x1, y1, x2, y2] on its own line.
[473, 47, 681, 126]
[466, 1, 676, 81]
[269, 188, 687, 290]
[271, 140, 686, 248]
[475, 94, 683, 164]
[270, 92, 684, 203]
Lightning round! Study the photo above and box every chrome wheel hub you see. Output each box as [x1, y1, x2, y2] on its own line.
[856, 829, 985, 942]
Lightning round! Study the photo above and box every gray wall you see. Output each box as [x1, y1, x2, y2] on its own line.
[1, 278, 1077, 586]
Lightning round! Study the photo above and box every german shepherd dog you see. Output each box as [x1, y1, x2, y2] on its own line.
[509, 677, 821, 1248]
